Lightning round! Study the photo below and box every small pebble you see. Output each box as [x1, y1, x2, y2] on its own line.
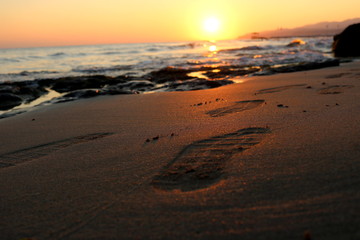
[153, 136, 160, 140]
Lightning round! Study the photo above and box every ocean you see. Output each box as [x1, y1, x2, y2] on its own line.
[0, 37, 337, 117]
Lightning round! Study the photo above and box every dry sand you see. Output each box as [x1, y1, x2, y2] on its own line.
[0, 61, 360, 240]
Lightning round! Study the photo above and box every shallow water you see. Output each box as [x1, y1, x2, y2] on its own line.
[0, 37, 334, 83]
[0, 37, 336, 118]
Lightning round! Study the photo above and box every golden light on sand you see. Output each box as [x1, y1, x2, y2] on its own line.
[203, 17, 220, 33]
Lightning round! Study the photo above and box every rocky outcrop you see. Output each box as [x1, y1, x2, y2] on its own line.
[145, 67, 193, 84]
[0, 93, 23, 110]
[332, 23, 360, 57]
[38, 75, 130, 93]
[264, 59, 340, 74]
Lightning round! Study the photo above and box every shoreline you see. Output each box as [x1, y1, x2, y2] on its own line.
[0, 58, 342, 120]
[1, 61, 360, 239]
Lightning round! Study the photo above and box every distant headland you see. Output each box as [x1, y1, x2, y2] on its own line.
[238, 18, 360, 39]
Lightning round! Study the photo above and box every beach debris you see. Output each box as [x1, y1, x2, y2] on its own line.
[277, 104, 289, 108]
[191, 98, 225, 107]
[145, 133, 178, 143]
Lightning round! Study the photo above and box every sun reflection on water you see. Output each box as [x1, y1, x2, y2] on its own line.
[209, 45, 217, 52]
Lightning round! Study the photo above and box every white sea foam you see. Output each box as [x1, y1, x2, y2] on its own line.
[0, 37, 334, 84]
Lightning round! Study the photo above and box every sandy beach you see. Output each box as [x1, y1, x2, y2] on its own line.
[1, 61, 360, 239]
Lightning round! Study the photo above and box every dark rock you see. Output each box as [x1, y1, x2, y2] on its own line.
[118, 80, 155, 91]
[0, 81, 48, 103]
[168, 79, 232, 91]
[145, 67, 193, 83]
[102, 84, 134, 95]
[38, 75, 129, 93]
[0, 85, 15, 93]
[0, 93, 23, 110]
[269, 59, 339, 74]
[333, 23, 360, 57]
[62, 89, 102, 99]
[277, 104, 289, 108]
[15, 82, 48, 103]
[204, 66, 260, 79]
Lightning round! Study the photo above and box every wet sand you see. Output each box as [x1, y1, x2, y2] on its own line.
[0, 61, 360, 240]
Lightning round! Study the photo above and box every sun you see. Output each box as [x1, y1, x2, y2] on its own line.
[203, 17, 220, 33]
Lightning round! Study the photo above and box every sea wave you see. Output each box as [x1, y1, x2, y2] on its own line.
[72, 65, 133, 73]
[102, 50, 140, 55]
[0, 58, 21, 63]
[49, 52, 66, 57]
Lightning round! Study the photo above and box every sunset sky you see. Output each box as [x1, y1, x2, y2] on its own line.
[1, 0, 360, 48]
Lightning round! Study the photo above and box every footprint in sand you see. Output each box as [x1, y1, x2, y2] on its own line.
[151, 127, 271, 192]
[256, 84, 307, 94]
[0, 133, 113, 168]
[206, 100, 265, 117]
[317, 85, 354, 94]
[325, 73, 352, 79]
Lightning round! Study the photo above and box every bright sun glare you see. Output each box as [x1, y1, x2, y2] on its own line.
[203, 17, 220, 33]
